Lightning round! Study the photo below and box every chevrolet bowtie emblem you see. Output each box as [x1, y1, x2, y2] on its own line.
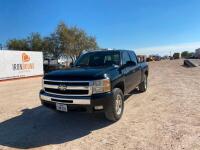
[58, 84, 67, 91]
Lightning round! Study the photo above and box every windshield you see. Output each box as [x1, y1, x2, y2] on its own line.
[75, 51, 120, 67]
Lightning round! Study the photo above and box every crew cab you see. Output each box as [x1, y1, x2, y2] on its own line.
[40, 50, 148, 121]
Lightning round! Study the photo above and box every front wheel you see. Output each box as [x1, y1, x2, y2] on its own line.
[139, 74, 147, 92]
[105, 88, 124, 122]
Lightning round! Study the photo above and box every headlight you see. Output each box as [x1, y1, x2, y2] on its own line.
[93, 79, 111, 94]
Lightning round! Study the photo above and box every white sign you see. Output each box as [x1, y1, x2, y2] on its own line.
[0, 50, 43, 80]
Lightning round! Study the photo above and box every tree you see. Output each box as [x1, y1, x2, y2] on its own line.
[27, 33, 43, 51]
[181, 51, 189, 58]
[181, 51, 194, 58]
[42, 33, 61, 58]
[6, 22, 99, 61]
[54, 22, 98, 61]
[7, 33, 43, 51]
[7, 39, 29, 51]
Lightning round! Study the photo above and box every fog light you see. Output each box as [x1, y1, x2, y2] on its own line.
[94, 105, 103, 110]
[40, 95, 51, 101]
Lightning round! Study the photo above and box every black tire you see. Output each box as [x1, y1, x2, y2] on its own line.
[139, 74, 147, 92]
[104, 88, 124, 122]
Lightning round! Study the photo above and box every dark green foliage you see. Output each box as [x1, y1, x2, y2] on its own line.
[7, 39, 29, 51]
[7, 22, 99, 59]
[181, 51, 194, 58]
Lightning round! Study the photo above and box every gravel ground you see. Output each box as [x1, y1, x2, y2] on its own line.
[0, 60, 200, 150]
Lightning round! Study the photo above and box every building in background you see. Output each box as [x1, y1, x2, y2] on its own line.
[195, 48, 200, 58]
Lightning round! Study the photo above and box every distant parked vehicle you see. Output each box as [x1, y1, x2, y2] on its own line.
[161, 56, 170, 60]
[173, 53, 181, 59]
[194, 48, 200, 59]
[137, 55, 147, 62]
[43, 59, 68, 73]
[146, 56, 154, 62]
[146, 55, 161, 61]
[152, 55, 161, 61]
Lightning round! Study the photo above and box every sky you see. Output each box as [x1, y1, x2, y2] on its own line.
[1, 0, 200, 55]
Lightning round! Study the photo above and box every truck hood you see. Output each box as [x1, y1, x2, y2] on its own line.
[44, 66, 117, 80]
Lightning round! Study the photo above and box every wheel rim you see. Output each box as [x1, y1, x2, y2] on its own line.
[115, 94, 122, 115]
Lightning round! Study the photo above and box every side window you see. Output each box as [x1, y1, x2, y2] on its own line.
[128, 51, 138, 64]
[104, 55, 112, 62]
[122, 51, 131, 65]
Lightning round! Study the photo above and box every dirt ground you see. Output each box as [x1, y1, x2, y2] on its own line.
[0, 60, 200, 150]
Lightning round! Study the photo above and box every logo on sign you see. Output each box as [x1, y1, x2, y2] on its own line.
[12, 52, 34, 71]
[22, 53, 30, 62]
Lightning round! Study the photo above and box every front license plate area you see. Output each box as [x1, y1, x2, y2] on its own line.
[56, 103, 68, 112]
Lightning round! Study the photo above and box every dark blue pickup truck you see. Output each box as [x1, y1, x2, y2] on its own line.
[40, 50, 148, 121]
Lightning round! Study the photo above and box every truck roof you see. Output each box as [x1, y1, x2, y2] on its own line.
[85, 49, 135, 53]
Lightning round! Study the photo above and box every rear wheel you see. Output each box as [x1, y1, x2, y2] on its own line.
[105, 88, 124, 122]
[139, 74, 147, 92]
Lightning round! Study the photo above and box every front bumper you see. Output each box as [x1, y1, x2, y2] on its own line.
[39, 90, 113, 112]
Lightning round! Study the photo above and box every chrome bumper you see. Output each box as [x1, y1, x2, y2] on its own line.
[40, 94, 91, 105]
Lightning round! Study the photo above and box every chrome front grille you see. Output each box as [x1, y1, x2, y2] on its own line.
[43, 80, 93, 96]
